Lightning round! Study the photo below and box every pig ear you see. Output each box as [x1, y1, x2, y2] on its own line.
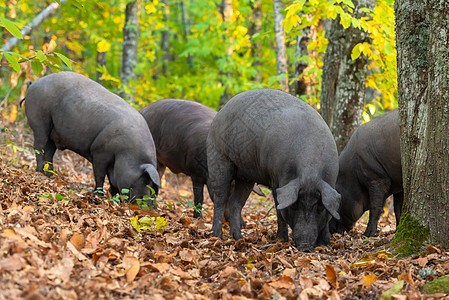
[319, 180, 341, 220]
[142, 164, 161, 188]
[252, 184, 265, 196]
[276, 179, 300, 210]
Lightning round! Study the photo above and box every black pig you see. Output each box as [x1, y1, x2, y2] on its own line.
[23, 72, 160, 206]
[329, 109, 402, 237]
[207, 89, 341, 251]
[140, 99, 264, 218]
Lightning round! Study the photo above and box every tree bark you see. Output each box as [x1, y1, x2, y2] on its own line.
[249, 0, 262, 82]
[320, 0, 374, 153]
[273, 0, 288, 92]
[393, 0, 449, 252]
[218, 0, 233, 108]
[161, 0, 170, 75]
[292, 26, 311, 96]
[1, 0, 67, 52]
[120, 0, 139, 101]
[180, 0, 193, 68]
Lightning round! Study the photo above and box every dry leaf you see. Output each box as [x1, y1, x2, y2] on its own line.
[269, 275, 296, 289]
[326, 265, 338, 288]
[70, 232, 85, 251]
[123, 254, 140, 283]
[67, 241, 88, 261]
[179, 249, 194, 263]
[361, 274, 378, 287]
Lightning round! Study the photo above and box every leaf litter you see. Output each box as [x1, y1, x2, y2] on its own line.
[1, 118, 448, 299]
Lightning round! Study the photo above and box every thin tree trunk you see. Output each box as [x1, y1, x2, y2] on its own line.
[249, 0, 262, 82]
[1, 0, 67, 51]
[273, 0, 288, 92]
[320, 0, 374, 153]
[292, 26, 310, 96]
[96, 51, 107, 84]
[120, 0, 139, 101]
[180, 0, 193, 68]
[218, 0, 233, 108]
[161, 0, 170, 75]
[393, 0, 449, 252]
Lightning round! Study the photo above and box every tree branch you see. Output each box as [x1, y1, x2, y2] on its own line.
[1, 0, 67, 52]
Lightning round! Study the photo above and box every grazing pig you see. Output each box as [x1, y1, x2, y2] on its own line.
[207, 89, 341, 251]
[329, 109, 402, 237]
[23, 72, 160, 206]
[140, 99, 264, 218]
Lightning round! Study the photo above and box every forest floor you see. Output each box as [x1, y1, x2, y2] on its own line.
[1, 116, 448, 300]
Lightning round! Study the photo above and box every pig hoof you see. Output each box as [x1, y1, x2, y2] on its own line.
[193, 210, 202, 218]
[363, 228, 376, 237]
[231, 231, 243, 240]
[212, 227, 223, 239]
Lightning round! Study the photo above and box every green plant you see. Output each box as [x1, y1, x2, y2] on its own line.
[130, 215, 168, 235]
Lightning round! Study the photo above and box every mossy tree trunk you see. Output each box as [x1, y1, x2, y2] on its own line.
[320, 0, 373, 153]
[393, 0, 449, 254]
[120, 0, 139, 101]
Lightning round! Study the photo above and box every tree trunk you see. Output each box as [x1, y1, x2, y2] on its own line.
[273, 0, 288, 92]
[392, 0, 449, 254]
[161, 0, 170, 75]
[1, 0, 67, 52]
[218, 0, 233, 108]
[292, 26, 311, 96]
[249, 0, 262, 82]
[120, 0, 139, 101]
[96, 51, 107, 84]
[320, 0, 374, 153]
[180, 0, 193, 68]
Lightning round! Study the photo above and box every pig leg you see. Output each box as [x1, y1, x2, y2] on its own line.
[228, 180, 253, 240]
[30, 122, 56, 176]
[393, 191, 404, 227]
[191, 176, 205, 218]
[209, 149, 234, 239]
[91, 159, 110, 196]
[273, 190, 289, 241]
[364, 183, 390, 237]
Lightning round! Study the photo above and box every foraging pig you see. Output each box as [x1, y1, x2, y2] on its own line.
[23, 72, 160, 206]
[207, 89, 341, 251]
[329, 109, 402, 237]
[140, 99, 264, 218]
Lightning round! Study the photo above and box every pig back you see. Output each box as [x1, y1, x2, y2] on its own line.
[25, 72, 156, 161]
[208, 89, 338, 187]
[140, 99, 217, 176]
[349, 109, 402, 189]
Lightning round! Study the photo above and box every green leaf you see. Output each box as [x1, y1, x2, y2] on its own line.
[380, 280, 404, 300]
[35, 51, 46, 63]
[31, 61, 43, 75]
[0, 17, 23, 39]
[3, 53, 20, 73]
[54, 52, 72, 70]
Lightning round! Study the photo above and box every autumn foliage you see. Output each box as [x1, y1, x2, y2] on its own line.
[1, 117, 448, 299]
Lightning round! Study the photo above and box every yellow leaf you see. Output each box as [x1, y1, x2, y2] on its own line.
[97, 40, 111, 53]
[361, 274, 378, 287]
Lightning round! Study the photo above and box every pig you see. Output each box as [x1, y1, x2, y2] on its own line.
[329, 109, 403, 237]
[23, 71, 161, 207]
[207, 89, 341, 251]
[139, 99, 264, 218]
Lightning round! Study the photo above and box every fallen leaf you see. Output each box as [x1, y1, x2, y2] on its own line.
[123, 254, 140, 283]
[380, 281, 404, 300]
[0, 254, 26, 271]
[66, 241, 88, 261]
[269, 275, 296, 289]
[70, 232, 85, 251]
[179, 249, 194, 263]
[326, 265, 338, 288]
[361, 274, 378, 287]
